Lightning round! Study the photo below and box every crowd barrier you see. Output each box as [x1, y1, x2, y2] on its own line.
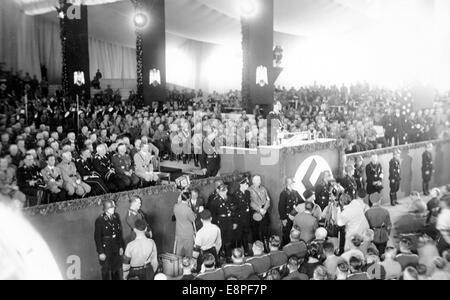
[23, 172, 248, 280]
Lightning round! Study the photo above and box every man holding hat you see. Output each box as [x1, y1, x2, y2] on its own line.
[123, 219, 158, 280]
[389, 149, 401, 206]
[232, 177, 252, 254]
[94, 200, 125, 280]
[193, 209, 222, 272]
[249, 175, 271, 248]
[278, 178, 303, 246]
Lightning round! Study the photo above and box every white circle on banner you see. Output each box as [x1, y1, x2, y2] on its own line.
[292, 155, 333, 198]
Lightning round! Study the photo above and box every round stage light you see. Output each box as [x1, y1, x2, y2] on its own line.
[133, 12, 149, 29]
[240, 0, 257, 18]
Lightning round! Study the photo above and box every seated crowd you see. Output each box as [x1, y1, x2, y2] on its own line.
[1, 65, 450, 208]
[121, 175, 450, 281]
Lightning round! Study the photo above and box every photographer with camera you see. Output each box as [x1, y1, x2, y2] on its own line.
[337, 193, 370, 252]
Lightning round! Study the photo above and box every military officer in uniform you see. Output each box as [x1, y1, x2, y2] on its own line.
[278, 178, 303, 246]
[16, 153, 44, 207]
[208, 184, 237, 260]
[248, 175, 271, 250]
[422, 143, 434, 196]
[382, 108, 395, 146]
[199, 129, 221, 178]
[125, 196, 152, 242]
[232, 178, 252, 254]
[75, 147, 109, 196]
[93, 144, 126, 192]
[366, 153, 384, 206]
[94, 200, 125, 280]
[389, 149, 401, 206]
[58, 151, 91, 197]
[315, 171, 333, 211]
[338, 164, 358, 200]
[112, 143, 140, 190]
[353, 156, 365, 192]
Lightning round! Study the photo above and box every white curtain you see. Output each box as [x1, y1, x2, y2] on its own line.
[0, 0, 41, 79]
[89, 37, 136, 79]
[35, 17, 62, 83]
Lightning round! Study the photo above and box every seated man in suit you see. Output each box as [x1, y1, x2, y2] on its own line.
[221, 248, 255, 280]
[282, 228, 308, 259]
[195, 254, 225, 280]
[41, 154, 66, 203]
[268, 235, 288, 269]
[282, 256, 309, 280]
[246, 241, 271, 276]
[293, 201, 319, 243]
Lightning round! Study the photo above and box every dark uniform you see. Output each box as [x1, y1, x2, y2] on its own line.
[389, 156, 401, 206]
[111, 153, 140, 189]
[75, 157, 109, 196]
[93, 154, 127, 192]
[337, 175, 357, 200]
[422, 149, 433, 196]
[125, 209, 152, 242]
[353, 162, 364, 192]
[278, 188, 303, 246]
[16, 165, 44, 207]
[94, 212, 125, 280]
[222, 262, 255, 280]
[315, 181, 331, 211]
[232, 189, 252, 254]
[209, 193, 237, 258]
[382, 114, 395, 146]
[392, 112, 402, 146]
[366, 162, 383, 199]
[199, 137, 220, 178]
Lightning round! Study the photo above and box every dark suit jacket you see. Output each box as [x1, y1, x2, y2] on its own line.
[282, 271, 309, 280]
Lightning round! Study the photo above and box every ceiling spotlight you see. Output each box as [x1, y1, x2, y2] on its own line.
[133, 12, 149, 29]
[240, 0, 257, 18]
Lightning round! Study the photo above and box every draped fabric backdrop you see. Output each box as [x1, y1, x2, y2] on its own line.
[89, 37, 136, 80]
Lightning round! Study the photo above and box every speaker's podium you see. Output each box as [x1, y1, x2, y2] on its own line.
[220, 134, 343, 236]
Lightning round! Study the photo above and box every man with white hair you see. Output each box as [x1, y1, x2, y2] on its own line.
[58, 151, 91, 197]
[248, 175, 271, 247]
[134, 143, 159, 187]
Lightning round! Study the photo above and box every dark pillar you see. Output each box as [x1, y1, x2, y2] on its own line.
[135, 0, 166, 106]
[60, 2, 90, 100]
[241, 0, 274, 115]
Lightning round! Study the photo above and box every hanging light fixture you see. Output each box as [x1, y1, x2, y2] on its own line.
[256, 65, 268, 87]
[149, 68, 161, 87]
[73, 71, 85, 86]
